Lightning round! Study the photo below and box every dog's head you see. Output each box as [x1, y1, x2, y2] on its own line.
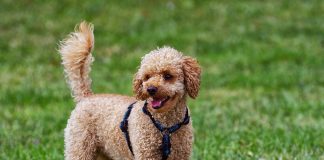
[133, 47, 201, 113]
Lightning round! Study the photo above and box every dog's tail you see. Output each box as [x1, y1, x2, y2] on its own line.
[58, 21, 94, 102]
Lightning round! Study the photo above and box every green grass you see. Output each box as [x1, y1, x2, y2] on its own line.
[1, 0, 324, 159]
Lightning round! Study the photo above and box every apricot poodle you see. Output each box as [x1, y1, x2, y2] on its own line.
[58, 21, 201, 160]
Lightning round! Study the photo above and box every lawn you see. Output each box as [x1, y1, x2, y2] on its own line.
[0, 0, 323, 159]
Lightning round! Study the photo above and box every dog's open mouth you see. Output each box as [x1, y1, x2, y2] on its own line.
[150, 96, 170, 109]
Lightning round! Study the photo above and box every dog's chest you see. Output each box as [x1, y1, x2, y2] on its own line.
[128, 107, 193, 160]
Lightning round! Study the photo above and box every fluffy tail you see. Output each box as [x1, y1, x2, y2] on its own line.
[58, 21, 94, 102]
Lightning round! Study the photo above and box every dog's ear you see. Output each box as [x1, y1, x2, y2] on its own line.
[182, 56, 201, 99]
[133, 71, 145, 100]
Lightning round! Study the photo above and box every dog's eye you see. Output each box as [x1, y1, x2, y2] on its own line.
[163, 73, 173, 80]
[144, 75, 150, 81]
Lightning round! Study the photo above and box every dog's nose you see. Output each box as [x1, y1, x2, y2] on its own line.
[147, 86, 158, 96]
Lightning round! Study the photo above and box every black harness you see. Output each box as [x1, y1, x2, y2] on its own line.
[119, 102, 137, 155]
[120, 101, 190, 160]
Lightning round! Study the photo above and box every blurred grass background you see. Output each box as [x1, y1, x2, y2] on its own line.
[0, 0, 323, 159]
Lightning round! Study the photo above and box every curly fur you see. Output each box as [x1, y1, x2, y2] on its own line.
[59, 22, 201, 160]
[59, 21, 94, 102]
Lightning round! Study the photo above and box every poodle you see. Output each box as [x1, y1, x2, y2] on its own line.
[58, 21, 201, 160]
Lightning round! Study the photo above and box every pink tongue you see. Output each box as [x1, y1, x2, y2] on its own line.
[151, 100, 162, 107]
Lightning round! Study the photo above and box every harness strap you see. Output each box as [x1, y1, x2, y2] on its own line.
[142, 101, 190, 160]
[120, 101, 137, 155]
[120, 101, 190, 160]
